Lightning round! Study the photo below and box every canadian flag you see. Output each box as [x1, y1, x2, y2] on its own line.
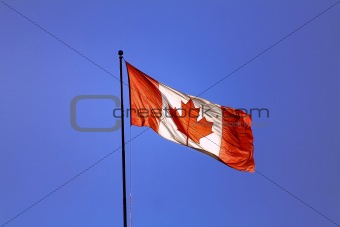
[126, 62, 255, 172]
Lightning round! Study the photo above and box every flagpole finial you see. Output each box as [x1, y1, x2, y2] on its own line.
[118, 50, 124, 56]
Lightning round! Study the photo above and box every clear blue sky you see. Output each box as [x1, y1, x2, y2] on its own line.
[1, 1, 340, 226]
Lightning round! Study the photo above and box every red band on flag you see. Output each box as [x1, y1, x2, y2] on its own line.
[127, 62, 162, 132]
[219, 107, 255, 172]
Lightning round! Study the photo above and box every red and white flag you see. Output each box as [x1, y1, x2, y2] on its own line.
[126, 62, 255, 172]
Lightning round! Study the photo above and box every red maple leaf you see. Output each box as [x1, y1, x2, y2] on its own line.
[168, 99, 214, 145]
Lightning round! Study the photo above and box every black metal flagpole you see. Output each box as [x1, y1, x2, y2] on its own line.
[118, 50, 127, 227]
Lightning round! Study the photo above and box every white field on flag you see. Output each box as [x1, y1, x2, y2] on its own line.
[158, 83, 222, 157]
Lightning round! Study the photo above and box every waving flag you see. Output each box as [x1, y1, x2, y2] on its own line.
[126, 62, 255, 172]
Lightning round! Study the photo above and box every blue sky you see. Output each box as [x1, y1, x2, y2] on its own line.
[1, 1, 340, 226]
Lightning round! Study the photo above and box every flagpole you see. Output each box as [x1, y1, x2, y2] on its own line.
[118, 50, 127, 227]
